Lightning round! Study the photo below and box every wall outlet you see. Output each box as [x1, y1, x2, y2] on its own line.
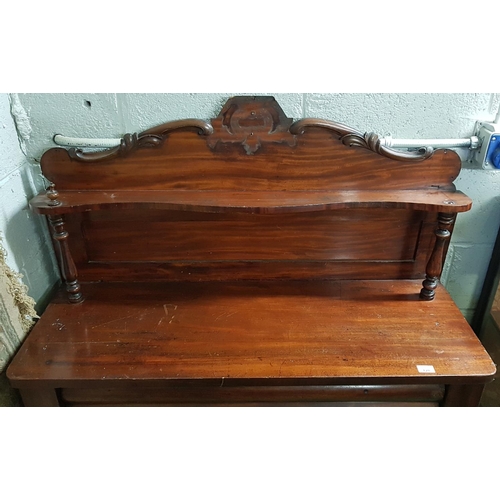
[473, 121, 500, 169]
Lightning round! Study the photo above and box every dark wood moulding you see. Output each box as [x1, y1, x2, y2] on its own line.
[30, 189, 472, 215]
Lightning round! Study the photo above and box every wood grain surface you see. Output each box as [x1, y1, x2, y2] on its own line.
[8, 280, 495, 387]
[29, 189, 472, 215]
[60, 208, 437, 282]
[40, 130, 463, 192]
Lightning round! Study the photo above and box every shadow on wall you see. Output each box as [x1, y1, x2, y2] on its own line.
[4, 166, 59, 315]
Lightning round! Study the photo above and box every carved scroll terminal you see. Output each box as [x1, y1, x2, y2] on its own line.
[67, 119, 213, 163]
[290, 119, 434, 162]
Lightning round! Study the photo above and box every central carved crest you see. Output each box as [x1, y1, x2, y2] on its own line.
[206, 96, 296, 154]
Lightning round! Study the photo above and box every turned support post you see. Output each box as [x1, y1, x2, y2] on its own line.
[420, 212, 456, 301]
[46, 186, 83, 303]
[48, 214, 83, 303]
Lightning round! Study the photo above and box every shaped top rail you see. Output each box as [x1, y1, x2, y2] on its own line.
[34, 96, 471, 215]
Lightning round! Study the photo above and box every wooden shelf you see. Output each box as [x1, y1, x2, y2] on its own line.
[30, 189, 472, 215]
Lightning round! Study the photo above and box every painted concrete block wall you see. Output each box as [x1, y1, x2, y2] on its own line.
[5, 93, 500, 321]
[0, 94, 58, 309]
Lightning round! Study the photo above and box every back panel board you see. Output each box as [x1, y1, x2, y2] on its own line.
[63, 207, 437, 282]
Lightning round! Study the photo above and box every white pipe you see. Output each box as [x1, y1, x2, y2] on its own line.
[380, 137, 479, 150]
[53, 133, 481, 151]
[53, 134, 121, 148]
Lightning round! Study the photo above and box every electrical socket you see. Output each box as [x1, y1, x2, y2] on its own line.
[473, 121, 500, 169]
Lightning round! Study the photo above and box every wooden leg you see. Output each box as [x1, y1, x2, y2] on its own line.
[19, 387, 60, 407]
[420, 212, 456, 300]
[442, 384, 485, 406]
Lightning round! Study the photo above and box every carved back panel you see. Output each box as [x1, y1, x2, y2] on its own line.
[41, 96, 461, 192]
[36, 96, 467, 284]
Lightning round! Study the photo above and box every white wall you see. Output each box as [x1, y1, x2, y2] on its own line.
[4, 93, 500, 320]
[0, 94, 58, 309]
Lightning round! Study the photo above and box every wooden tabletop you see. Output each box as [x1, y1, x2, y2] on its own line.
[8, 280, 495, 387]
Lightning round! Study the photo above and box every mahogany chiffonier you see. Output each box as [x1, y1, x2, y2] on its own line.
[7, 96, 496, 406]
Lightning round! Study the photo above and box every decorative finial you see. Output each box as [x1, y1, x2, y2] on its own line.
[46, 184, 61, 206]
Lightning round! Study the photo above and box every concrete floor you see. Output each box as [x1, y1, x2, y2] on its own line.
[2, 316, 500, 407]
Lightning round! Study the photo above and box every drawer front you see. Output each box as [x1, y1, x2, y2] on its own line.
[60, 384, 445, 406]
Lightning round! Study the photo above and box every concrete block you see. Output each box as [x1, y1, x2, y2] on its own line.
[14, 93, 123, 162]
[443, 243, 493, 312]
[452, 168, 500, 246]
[0, 166, 58, 306]
[0, 94, 25, 180]
[120, 93, 304, 132]
[304, 93, 494, 139]
[441, 243, 455, 288]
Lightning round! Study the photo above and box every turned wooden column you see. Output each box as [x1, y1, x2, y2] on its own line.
[420, 212, 456, 301]
[45, 185, 83, 303]
[48, 214, 83, 303]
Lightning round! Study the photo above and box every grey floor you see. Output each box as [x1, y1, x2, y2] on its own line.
[2, 316, 500, 407]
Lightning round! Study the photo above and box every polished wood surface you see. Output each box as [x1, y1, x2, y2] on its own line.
[60, 208, 436, 282]
[47, 215, 83, 303]
[40, 139, 462, 193]
[40, 97, 463, 196]
[29, 189, 472, 215]
[7, 95, 494, 406]
[420, 213, 456, 300]
[8, 281, 495, 385]
[82, 209, 422, 262]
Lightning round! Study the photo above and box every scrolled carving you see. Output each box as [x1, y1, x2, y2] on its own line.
[289, 118, 359, 137]
[67, 119, 213, 163]
[290, 118, 434, 162]
[63, 98, 435, 162]
[68, 132, 139, 162]
[207, 96, 296, 155]
[137, 134, 163, 148]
